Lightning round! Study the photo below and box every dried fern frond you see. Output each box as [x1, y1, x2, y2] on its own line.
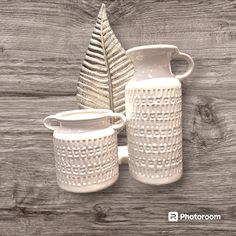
[77, 3, 134, 114]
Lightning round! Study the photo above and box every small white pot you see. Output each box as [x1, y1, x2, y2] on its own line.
[44, 109, 126, 193]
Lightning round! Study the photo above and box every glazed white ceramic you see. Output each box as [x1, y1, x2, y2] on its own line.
[125, 44, 194, 185]
[43, 109, 126, 193]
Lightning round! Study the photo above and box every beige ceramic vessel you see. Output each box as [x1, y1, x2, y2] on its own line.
[44, 109, 126, 193]
[125, 45, 194, 185]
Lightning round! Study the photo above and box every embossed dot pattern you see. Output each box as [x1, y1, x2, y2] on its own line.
[53, 134, 119, 187]
[126, 87, 183, 179]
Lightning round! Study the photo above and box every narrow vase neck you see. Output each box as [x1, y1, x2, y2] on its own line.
[134, 53, 173, 80]
[127, 45, 179, 81]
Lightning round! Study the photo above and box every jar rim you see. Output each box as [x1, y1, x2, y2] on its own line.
[54, 109, 113, 122]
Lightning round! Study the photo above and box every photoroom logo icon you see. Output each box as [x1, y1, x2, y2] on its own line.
[168, 211, 222, 222]
[168, 212, 179, 222]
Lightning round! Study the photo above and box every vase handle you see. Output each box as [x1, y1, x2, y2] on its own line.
[172, 52, 194, 81]
[109, 113, 126, 130]
[43, 115, 60, 131]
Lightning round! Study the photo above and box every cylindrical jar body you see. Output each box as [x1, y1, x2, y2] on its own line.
[53, 123, 119, 193]
[125, 78, 183, 185]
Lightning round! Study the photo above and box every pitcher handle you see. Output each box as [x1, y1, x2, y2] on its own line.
[109, 113, 126, 130]
[43, 115, 60, 131]
[172, 52, 194, 81]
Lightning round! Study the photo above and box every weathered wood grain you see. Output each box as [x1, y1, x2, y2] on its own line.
[0, 0, 235, 97]
[0, 96, 235, 235]
[0, 0, 235, 235]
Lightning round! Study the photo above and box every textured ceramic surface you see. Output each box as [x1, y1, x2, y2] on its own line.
[125, 44, 194, 185]
[77, 4, 134, 114]
[43, 109, 126, 193]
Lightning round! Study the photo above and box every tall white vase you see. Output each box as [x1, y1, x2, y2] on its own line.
[125, 45, 194, 185]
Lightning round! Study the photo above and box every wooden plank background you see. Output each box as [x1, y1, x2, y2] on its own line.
[0, 0, 235, 235]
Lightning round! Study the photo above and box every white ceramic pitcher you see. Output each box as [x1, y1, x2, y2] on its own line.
[125, 44, 194, 185]
[44, 109, 126, 193]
